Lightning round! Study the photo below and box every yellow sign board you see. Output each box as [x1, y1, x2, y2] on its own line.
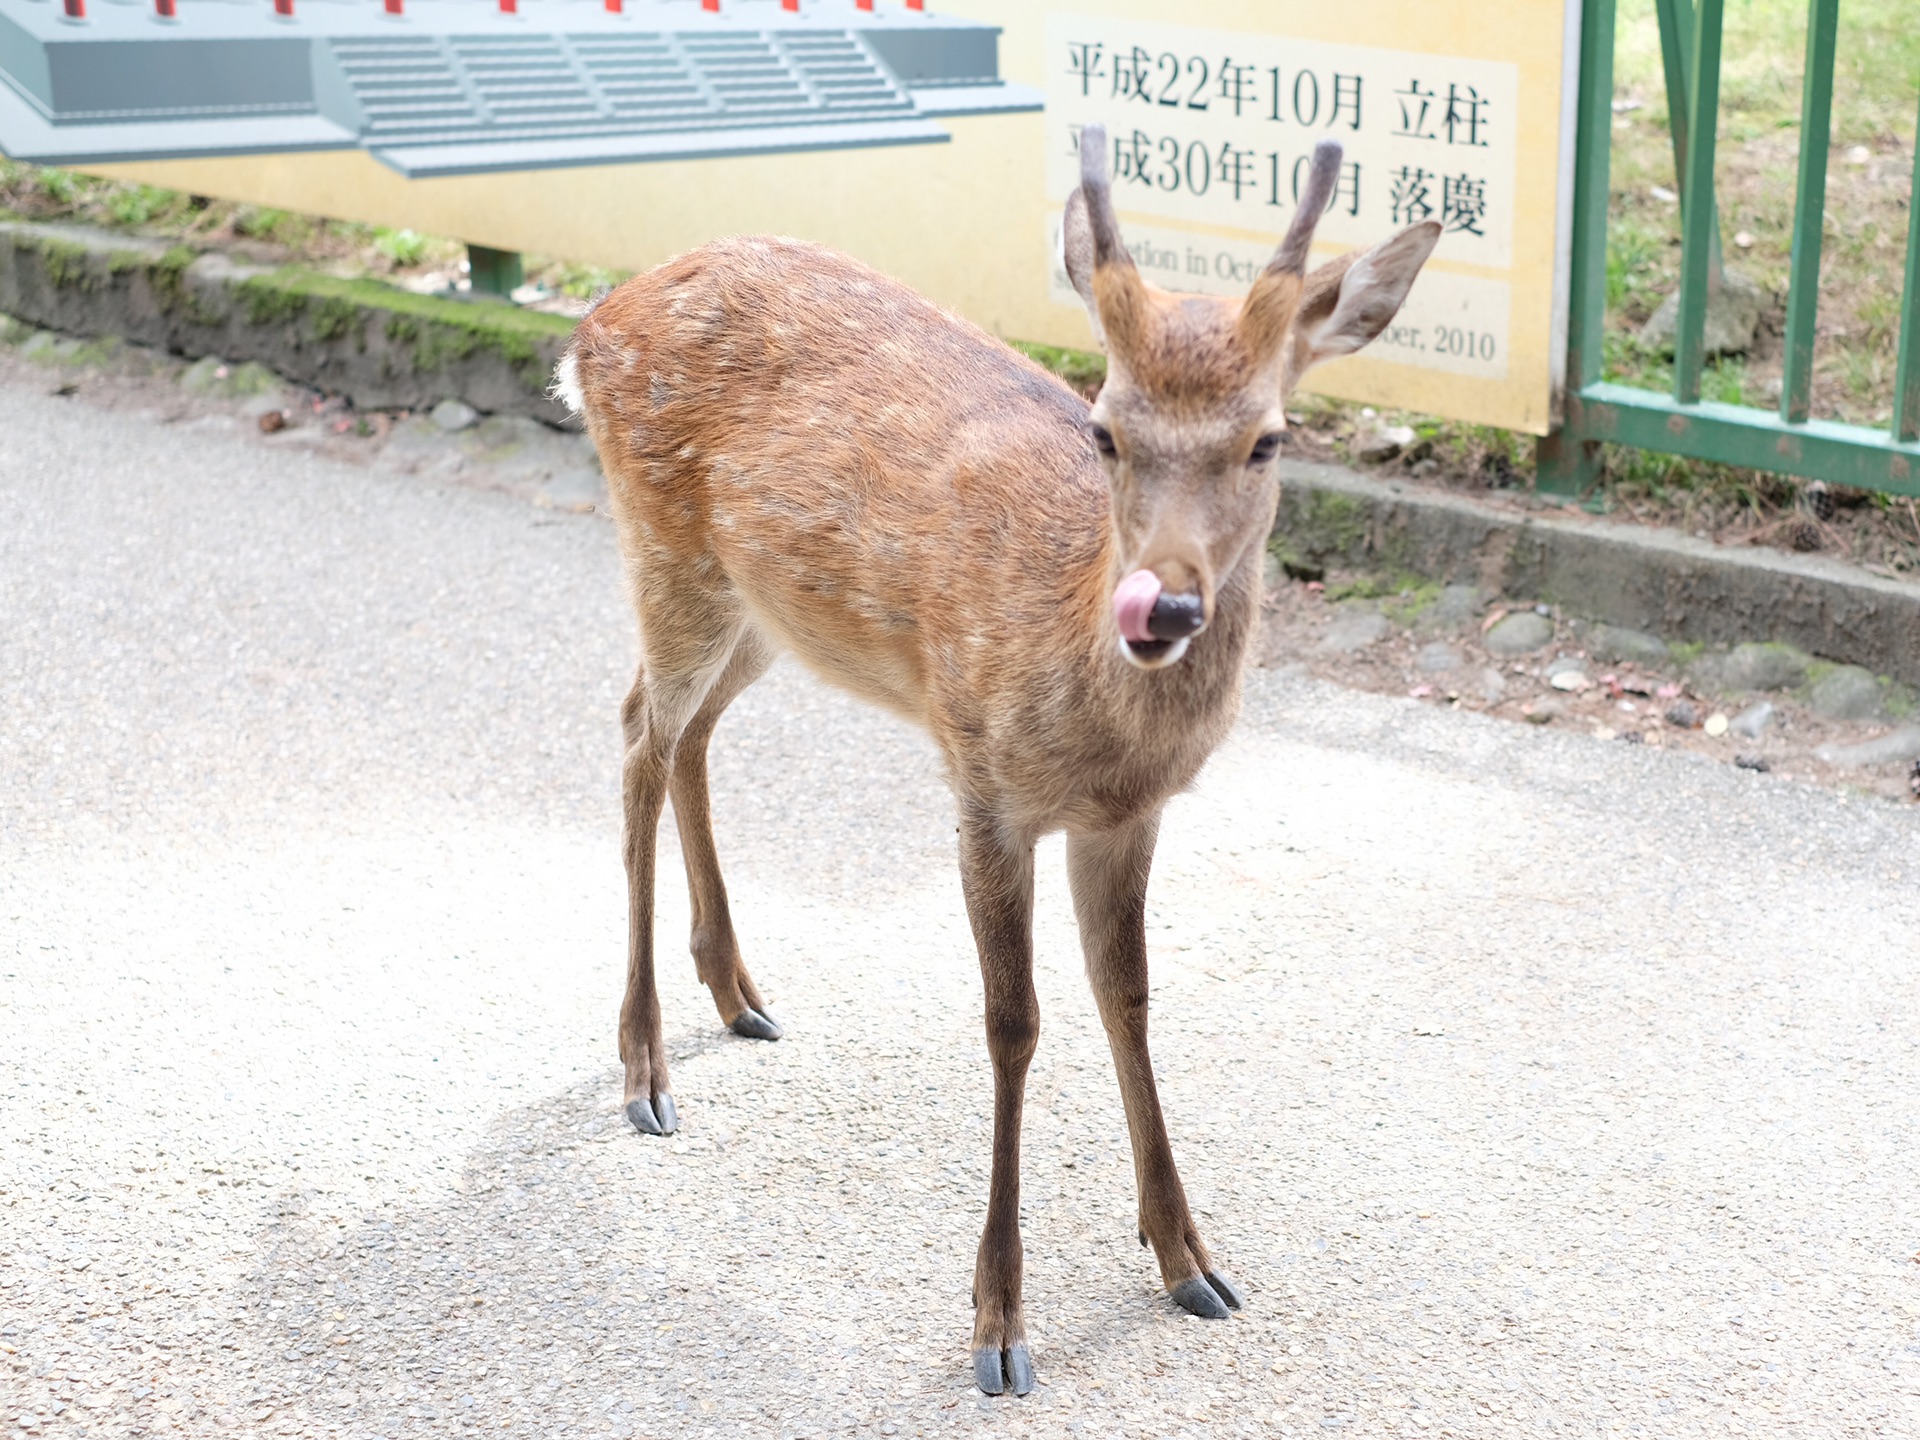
[90, 1, 1577, 433]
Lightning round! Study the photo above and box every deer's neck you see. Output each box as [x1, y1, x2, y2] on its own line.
[1047, 502, 1268, 811]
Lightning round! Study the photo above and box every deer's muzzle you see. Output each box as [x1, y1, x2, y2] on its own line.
[1113, 569, 1205, 668]
[1146, 590, 1205, 641]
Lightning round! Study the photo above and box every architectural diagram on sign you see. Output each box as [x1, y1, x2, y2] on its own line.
[0, 0, 1041, 177]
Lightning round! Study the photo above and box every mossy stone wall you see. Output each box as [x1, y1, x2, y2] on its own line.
[0, 221, 578, 424]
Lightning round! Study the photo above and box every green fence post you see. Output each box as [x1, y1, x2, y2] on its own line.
[1780, 0, 1839, 425]
[1671, 0, 1724, 405]
[1655, 0, 1726, 290]
[1896, 93, 1920, 445]
[1541, 8, 1920, 496]
[1537, 0, 1618, 496]
[468, 244, 525, 298]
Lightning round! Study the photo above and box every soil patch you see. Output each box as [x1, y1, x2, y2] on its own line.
[1256, 568, 1920, 806]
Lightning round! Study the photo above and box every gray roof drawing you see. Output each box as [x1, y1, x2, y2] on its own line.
[0, 0, 1042, 176]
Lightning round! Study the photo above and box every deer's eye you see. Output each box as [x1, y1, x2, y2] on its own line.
[1089, 423, 1118, 458]
[1248, 432, 1284, 466]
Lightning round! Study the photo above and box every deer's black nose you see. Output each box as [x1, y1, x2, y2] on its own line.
[1147, 591, 1205, 641]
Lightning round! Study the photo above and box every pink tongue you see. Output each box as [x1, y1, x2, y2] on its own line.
[1113, 569, 1162, 644]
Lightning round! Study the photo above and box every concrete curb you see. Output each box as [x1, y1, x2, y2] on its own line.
[0, 221, 577, 425]
[1274, 461, 1920, 688]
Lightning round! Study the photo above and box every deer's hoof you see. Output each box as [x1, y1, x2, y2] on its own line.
[1170, 1272, 1241, 1319]
[972, 1342, 1034, 1397]
[728, 1007, 783, 1041]
[625, 1093, 677, 1137]
[1204, 1269, 1246, 1309]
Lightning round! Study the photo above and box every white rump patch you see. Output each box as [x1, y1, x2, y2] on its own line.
[550, 352, 585, 415]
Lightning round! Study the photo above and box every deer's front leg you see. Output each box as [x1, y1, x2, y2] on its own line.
[1067, 814, 1245, 1320]
[958, 809, 1039, 1397]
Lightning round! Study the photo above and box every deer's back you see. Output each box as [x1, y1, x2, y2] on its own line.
[571, 236, 1112, 733]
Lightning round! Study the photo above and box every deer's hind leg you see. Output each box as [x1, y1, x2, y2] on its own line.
[618, 567, 760, 1138]
[668, 626, 780, 1040]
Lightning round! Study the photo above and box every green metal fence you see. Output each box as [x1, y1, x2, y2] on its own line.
[1538, 0, 1920, 498]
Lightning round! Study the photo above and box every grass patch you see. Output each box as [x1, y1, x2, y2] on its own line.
[0, 165, 441, 281]
[1607, 0, 1920, 427]
[1322, 572, 1430, 604]
[1381, 579, 1445, 622]
[373, 228, 431, 267]
[1009, 338, 1106, 397]
[525, 256, 631, 302]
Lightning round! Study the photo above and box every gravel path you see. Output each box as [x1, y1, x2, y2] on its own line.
[3, 377, 1918, 1439]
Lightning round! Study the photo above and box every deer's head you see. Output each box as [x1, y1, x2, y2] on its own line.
[1063, 126, 1441, 670]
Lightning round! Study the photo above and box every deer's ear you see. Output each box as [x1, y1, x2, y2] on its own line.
[1061, 187, 1105, 346]
[1293, 221, 1442, 372]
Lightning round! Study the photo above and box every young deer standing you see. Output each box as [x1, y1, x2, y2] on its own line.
[556, 129, 1439, 1396]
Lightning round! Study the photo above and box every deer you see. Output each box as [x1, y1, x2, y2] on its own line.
[553, 127, 1440, 1396]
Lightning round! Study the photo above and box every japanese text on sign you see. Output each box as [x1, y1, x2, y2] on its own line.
[1047, 217, 1511, 382]
[1047, 14, 1520, 269]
